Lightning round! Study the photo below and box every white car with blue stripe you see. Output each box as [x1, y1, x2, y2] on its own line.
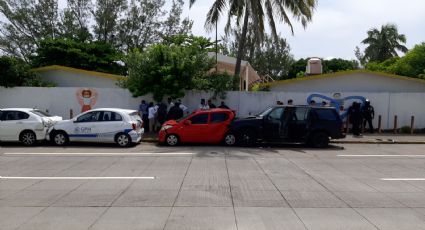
[47, 108, 144, 147]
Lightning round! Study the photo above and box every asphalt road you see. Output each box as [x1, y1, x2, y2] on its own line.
[1, 143, 425, 230]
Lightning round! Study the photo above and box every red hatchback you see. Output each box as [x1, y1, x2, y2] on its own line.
[159, 108, 235, 146]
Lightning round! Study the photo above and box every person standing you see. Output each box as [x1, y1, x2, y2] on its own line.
[218, 101, 229, 109]
[167, 102, 184, 120]
[156, 102, 168, 127]
[139, 100, 149, 131]
[199, 99, 209, 110]
[287, 99, 293, 105]
[362, 99, 375, 133]
[148, 102, 157, 133]
[348, 102, 363, 137]
[167, 98, 174, 113]
[177, 99, 188, 113]
[208, 99, 216, 109]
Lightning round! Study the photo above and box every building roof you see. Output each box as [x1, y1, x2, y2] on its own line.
[263, 70, 425, 88]
[207, 52, 249, 66]
[31, 65, 126, 81]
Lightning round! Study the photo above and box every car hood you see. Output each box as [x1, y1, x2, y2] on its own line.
[163, 120, 178, 126]
[41, 116, 63, 127]
[51, 120, 73, 128]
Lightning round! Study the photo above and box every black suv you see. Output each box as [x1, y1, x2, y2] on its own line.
[225, 106, 345, 148]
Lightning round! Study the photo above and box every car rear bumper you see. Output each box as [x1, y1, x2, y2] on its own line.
[129, 128, 144, 143]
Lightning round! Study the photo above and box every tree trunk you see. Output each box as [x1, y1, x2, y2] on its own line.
[234, 8, 250, 79]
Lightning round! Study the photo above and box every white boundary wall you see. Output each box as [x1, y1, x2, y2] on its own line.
[1, 87, 425, 129]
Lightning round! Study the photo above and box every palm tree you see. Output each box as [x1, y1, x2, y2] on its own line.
[189, 0, 317, 78]
[362, 24, 408, 63]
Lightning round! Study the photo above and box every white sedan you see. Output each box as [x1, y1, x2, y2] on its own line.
[0, 108, 62, 146]
[47, 108, 144, 147]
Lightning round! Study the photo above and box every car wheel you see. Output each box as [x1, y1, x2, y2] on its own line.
[309, 132, 329, 148]
[239, 129, 256, 146]
[223, 133, 237, 146]
[20, 130, 36, 146]
[166, 134, 179, 146]
[52, 131, 69, 146]
[115, 133, 132, 147]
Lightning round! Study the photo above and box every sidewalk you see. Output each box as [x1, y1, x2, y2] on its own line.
[142, 132, 425, 144]
[332, 133, 425, 144]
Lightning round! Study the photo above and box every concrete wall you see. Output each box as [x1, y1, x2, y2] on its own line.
[40, 70, 120, 88]
[270, 73, 425, 92]
[1, 87, 425, 129]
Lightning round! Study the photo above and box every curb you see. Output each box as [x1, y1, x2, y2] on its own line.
[142, 138, 425, 144]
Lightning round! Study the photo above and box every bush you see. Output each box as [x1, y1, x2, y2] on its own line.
[400, 126, 411, 134]
[0, 56, 52, 87]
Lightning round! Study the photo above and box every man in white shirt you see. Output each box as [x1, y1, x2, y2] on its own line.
[148, 103, 157, 132]
[199, 99, 209, 110]
[177, 99, 188, 113]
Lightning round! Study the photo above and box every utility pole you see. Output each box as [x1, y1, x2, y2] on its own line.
[215, 8, 218, 73]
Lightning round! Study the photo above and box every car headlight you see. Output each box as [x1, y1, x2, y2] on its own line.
[161, 125, 173, 131]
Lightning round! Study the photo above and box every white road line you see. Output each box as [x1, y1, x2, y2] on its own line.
[381, 178, 425, 181]
[338, 155, 425, 157]
[0, 176, 154, 180]
[3, 152, 195, 156]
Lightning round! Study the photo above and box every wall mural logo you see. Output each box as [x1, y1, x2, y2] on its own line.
[76, 88, 98, 113]
[307, 93, 366, 119]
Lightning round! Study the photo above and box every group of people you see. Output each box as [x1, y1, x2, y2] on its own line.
[275, 98, 375, 137]
[347, 99, 375, 136]
[139, 98, 231, 132]
[139, 98, 188, 132]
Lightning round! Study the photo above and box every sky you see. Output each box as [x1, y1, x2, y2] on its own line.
[2, 0, 425, 60]
[184, 0, 425, 60]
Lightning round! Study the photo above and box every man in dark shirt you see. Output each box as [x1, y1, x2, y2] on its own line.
[208, 100, 216, 108]
[167, 102, 184, 120]
[218, 101, 229, 109]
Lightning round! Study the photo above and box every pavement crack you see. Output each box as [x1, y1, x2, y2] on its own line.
[225, 149, 239, 230]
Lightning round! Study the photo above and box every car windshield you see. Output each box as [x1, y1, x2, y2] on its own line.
[30, 110, 52, 117]
[257, 107, 274, 117]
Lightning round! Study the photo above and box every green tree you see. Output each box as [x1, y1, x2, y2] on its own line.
[322, 58, 359, 73]
[161, 0, 193, 38]
[190, 0, 316, 77]
[117, 0, 165, 52]
[222, 22, 294, 80]
[125, 35, 215, 101]
[31, 38, 125, 75]
[288, 58, 308, 78]
[361, 24, 408, 63]
[58, 0, 92, 42]
[0, 56, 52, 87]
[91, 0, 127, 44]
[0, 0, 60, 60]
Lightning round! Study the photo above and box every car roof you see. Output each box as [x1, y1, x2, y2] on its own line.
[89, 108, 138, 114]
[0, 108, 35, 112]
[272, 105, 336, 109]
[196, 108, 234, 113]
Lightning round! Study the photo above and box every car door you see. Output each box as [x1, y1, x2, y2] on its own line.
[0, 111, 30, 141]
[262, 107, 284, 140]
[71, 111, 102, 142]
[95, 111, 125, 142]
[207, 112, 232, 143]
[288, 107, 310, 140]
[179, 112, 210, 143]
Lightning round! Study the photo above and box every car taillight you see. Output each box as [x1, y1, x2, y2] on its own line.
[132, 123, 137, 130]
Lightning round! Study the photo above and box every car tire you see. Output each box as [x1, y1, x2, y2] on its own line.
[166, 134, 180, 146]
[309, 132, 330, 148]
[115, 133, 132, 147]
[239, 129, 256, 147]
[223, 133, 237, 146]
[52, 131, 69, 146]
[19, 130, 37, 146]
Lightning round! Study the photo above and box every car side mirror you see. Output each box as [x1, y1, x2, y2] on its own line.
[184, 120, 192, 125]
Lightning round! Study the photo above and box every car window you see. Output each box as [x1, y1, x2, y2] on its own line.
[189, 113, 209, 124]
[1, 111, 29, 121]
[314, 109, 338, 121]
[101, 111, 122, 121]
[76, 111, 101, 122]
[268, 108, 284, 120]
[211, 113, 229, 123]
[293, 107, 309, 121]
